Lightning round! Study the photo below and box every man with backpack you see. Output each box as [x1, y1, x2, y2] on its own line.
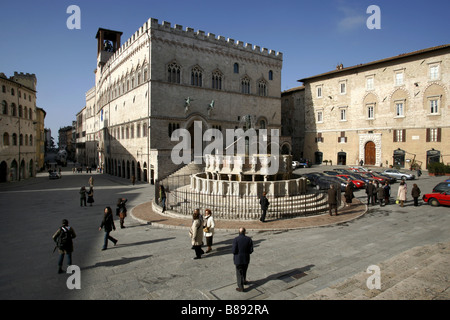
[52, 219, 76, 274]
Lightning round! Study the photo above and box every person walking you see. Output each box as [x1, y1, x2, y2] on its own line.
[79, 186, 87, 207]
[87, 186, 94, 206]
[99, 206, 118, 250]
[365, 180, 375, 206]
[52, 219, 76, 274]
[159, 185, 167, 213]
[259, 192, 270, 222]
[397, 181, 407, 207]
[232, 227, 254, 292]
[189, 209, 204, 259]
[411, 183, 421, 207]
[131, 175, 136, 186]
[203, 209, 215, 253]
[327, 184, 338, 216]
[344, 180, 354, 207]
[384, 181, 391, 205]
[88, 176, 94, 188]
[116, 198, 128, 228]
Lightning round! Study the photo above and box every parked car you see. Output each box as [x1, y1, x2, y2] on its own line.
[349, 166, 371, 173]
[49, 171, 61, 180]
[347, 172, 373, 184]
[373, 171, 397, 183]
[432, 182, 450, 193]
[423, 191, 450, 207]
[298, 158, 311, 168]
[323, 171, 339, 176]
[361, 172, 388, 184]
[333, 168, 355, 175]
[292, 161, 301, 169]
[382, 169, 415, 180]
[336, 174, 366, 189]
[315, 175, 347, 191]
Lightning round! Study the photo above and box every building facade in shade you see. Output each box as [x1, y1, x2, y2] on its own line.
[0, 72, 38, 182]
[298, 44, 450, 169]
[80, 19, 283, 182]
[281, 86, 305, 161]
[35, 107, 46, 171]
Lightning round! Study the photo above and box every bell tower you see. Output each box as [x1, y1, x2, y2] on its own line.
[95, 28, 123, 70]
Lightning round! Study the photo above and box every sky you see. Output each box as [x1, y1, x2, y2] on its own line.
[1, 0, 449, 143]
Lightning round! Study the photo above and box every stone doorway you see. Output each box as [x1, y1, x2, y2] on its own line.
[364, 141, 376, 165]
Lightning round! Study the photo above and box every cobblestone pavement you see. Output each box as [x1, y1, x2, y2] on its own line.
[1, 165, 449, 303]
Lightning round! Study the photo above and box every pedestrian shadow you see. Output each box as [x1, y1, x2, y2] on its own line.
[115, 237, 176, 248]
[82, 254, 153, 270]
[247, 265, 315, 290]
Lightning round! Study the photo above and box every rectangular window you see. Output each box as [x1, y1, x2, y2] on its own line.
[366, 77, 374, 90]
[316, 86, 322, 98]
[317, 111, 323, 123]
[339, 82, 346, 94]
[395, 102, 404, 117]
[338, 131, 347, 143]
[316, 132, 324, 143]
[393, 129, 406, 142]
[340, 108, 346, 121]
[427, 128, 441, 142]
[395, 72, 404, 86]
[430, 65, 439, 80]
[430, 99, 439, 114]
[367, 105, 374, 119]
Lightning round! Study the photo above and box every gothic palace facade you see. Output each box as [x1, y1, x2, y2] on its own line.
[76, 18, 284, 182]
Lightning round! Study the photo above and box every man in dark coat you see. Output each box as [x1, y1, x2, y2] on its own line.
[232, 227, 254, 292]
[259, 192, 270, 222]
[99, 207, 118, 250]
[328, 184, 338, 216]
[52, 219, 76, 274]
[365, 180, 375, 205]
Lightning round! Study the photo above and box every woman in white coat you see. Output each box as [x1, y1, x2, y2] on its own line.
[203, 209, 215, 253]
[397, 181, 407, 207]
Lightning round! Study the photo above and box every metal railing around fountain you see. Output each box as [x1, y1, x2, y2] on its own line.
[155, 174, 331, 220]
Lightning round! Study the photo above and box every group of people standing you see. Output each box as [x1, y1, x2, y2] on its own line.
[328, 176, 422, 215]
[189, 208, 215, 259]
[365, 180, 391, 207]
[79, 176, 95, 207]
[189, 208, 254, 292]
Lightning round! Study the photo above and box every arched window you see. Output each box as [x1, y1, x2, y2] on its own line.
[191, 66, 203, 87]
[258, 80, 267, 96]
[269, 70, 273, 80]
[212, 70, 223, 90]
[11, 103, 17, 116]
[1, 101, 7, 115]
[234, 63, 239, 74]
[3, 132, 9, 146]
[168, 62, 181, 84]
[29, 134, 33, 146]
[241, 76, 251, 94]
[12, 133, 17, 146]
[19, 105, 23, 117]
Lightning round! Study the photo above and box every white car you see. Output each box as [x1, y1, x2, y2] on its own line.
[382, 169, 415, 180]
[292, 161, 300, 169]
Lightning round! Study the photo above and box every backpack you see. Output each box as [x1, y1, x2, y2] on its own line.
[57, 226, 72, 250]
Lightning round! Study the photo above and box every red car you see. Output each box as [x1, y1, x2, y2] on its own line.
[360, 172, 386, 183]
[423, 192, 450, 207]
[337, 174, 366, 189]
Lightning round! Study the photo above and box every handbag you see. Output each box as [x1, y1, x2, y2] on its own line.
[203, 227, 209, 233]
